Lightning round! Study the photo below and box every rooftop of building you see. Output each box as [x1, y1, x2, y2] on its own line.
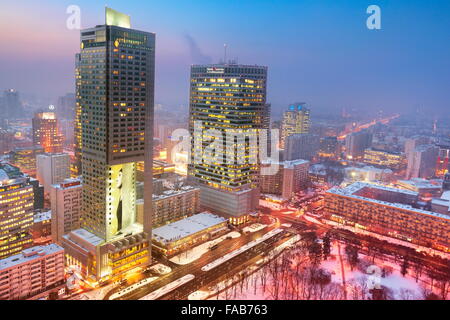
[152, 212, 226, 244]
[327, 182, 450, 220]
[68, 228, 104, 247]
[152, 185, 199, 200]
[37, 153, 70, 158]
[0, 162, 28, 186]
[345, 165, 393, 174]
[397, 178, 443, 190]
[0, 244, 63, 270]
[261, 158, 309, 167]
[34, 210, 51, 223]
[52, 178, 82, 190]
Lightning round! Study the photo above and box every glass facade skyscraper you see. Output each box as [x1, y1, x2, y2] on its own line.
[280, 103, 310, 149]
[61, 8, 154, 283]
[188, 64, 267, 223]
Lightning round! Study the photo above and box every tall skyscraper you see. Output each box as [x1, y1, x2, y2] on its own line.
[73, 53, 82, 177]
[32, 111, 64, 153]
[0, 162, 34, 259]
[188, 64, 267, 224]
[280, 103, 310, 149]
[61, 8, 155, 283]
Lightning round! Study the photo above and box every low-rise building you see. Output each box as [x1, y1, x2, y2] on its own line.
[30, 210, 52, 244]
[137, 185, 200, 227]
[363, 148, 405, 170]
[396, 178, 443, 198]
[325, 182, 450, 252]
[260, 159, 310, 199]
[152, 212, 228, 257]
[0, 244, 65, 300]
[344, 165, 393, 184]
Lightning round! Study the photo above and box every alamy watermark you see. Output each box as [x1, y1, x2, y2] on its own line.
[169, 122, 281, 176]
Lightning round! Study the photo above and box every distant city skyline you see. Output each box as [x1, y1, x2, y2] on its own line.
[0, 0, 449, 115]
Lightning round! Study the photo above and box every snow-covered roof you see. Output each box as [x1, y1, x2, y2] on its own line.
[34, 210, 51, 223]
[69, 228, 104, 246]
[152, 212, 226, 244]
[0, 169, 8, 182]
[327, 182, 450, 220]
[0, 244, 63, 271]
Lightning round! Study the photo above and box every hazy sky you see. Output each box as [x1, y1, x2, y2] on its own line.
[0, 0, 449, 115]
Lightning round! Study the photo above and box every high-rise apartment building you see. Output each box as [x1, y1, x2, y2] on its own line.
[50, 179, 82, 244]
[32, 111, 64, 153]
[0, 162, 34, 259]
[0, 244, 65, 300]
[280, 103, 310, 149]
[345, 130, 373, 160]
[318, 136, 339, 160]
[406, 144, 439, 179]
[284, 133, 320, 161]
[36, 153, 71, 193]
[136, 185, 200, 227]
[61, 8, 155, 283]
[260, 159, 309, 199]
[188, 64, 267, 223]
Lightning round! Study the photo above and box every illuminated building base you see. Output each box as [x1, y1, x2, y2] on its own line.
[61, 228, 150, 285]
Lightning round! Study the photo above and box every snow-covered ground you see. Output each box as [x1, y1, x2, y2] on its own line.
[188, 290, 210, 300]
[324, 219, 450, 260]
[303, 214, 323, 225]
[82, 283, 115, 300]
[321, 241, 424, 300]
[149, 263, 171, 275]
[210, 239, 436, 300]
[170, 231, 241, 265]
[243, 223, 267, 233]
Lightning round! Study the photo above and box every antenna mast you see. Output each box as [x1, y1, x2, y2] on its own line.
[224, 44, 227, 64]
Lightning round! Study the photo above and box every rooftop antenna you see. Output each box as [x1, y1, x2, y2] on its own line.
[224, 44, 227, 64]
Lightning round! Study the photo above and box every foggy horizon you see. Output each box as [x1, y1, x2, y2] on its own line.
[0, 0, 449, 116]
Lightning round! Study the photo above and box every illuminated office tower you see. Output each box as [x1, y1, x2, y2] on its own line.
[32, 111, 64, 153]
[61, 8, 154, 283]
[280, 103, 310, 149]
[0, 162, 34, 259]
[188, 64, 267, 224]
[73, 53, 82, 177]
